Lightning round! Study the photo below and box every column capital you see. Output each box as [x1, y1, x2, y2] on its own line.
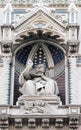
[1, 24, 13, 29]
[67, 24, 79, 29]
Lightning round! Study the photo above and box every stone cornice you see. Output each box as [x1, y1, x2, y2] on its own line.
[1, 2, 81, 8]
[0, 104, 80, 129]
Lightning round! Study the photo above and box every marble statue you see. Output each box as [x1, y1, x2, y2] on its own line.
[19, 59, 59, 96]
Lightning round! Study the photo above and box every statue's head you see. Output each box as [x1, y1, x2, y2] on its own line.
[35, 64, 46, 74]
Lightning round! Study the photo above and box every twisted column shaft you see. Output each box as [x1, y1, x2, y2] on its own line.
[69, 57, 77, 104]
[0, 57, 11, 104]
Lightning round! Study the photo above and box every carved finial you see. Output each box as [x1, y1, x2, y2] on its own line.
[68, 0, 77, 12]
[4, 3, 13, 12]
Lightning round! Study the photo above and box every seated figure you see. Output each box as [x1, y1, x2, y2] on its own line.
[19, 59, 59, 96]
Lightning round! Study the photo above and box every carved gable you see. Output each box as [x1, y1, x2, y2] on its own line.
[13, 8, 66, 39]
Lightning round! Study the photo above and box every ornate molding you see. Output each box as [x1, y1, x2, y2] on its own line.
[1, 0, 81, 7]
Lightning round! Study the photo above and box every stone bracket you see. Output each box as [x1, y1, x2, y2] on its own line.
[67, 40, 79, 54]
[69, 117, 79, 129]
[28, 119, 36, 128]
[0, 117, 9, 128]
[42, 119, 49, 128]
[0, 40, 13, 55]
[15, 118, 22, 128]
[55, 118, 63, 128]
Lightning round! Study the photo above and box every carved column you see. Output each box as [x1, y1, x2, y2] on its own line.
[68, 55, 77, 104]
[0, 57, 11, 104]
[65, 55, 69, 104]
[10, 55, 15, 105]
[67, 39, 79, 104]
[0, 40, 12, 104]
[0, 23, 13, 104]
[76, 57, 81, 104]
[67, 6, 79, 103]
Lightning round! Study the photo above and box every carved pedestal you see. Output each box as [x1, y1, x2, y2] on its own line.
[17, 95, 61, 115]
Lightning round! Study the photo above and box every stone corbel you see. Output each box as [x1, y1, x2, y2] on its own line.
[55, 118, 63, 128]
[1, 40, 13, 57]
[69, 117, 79, 129]
[42, 119, 49, 128]
[0, 117, 8, 128]
[15, 118, 22, 128]
[28, 118, 36, 128]
[67, 40, 79, 54]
